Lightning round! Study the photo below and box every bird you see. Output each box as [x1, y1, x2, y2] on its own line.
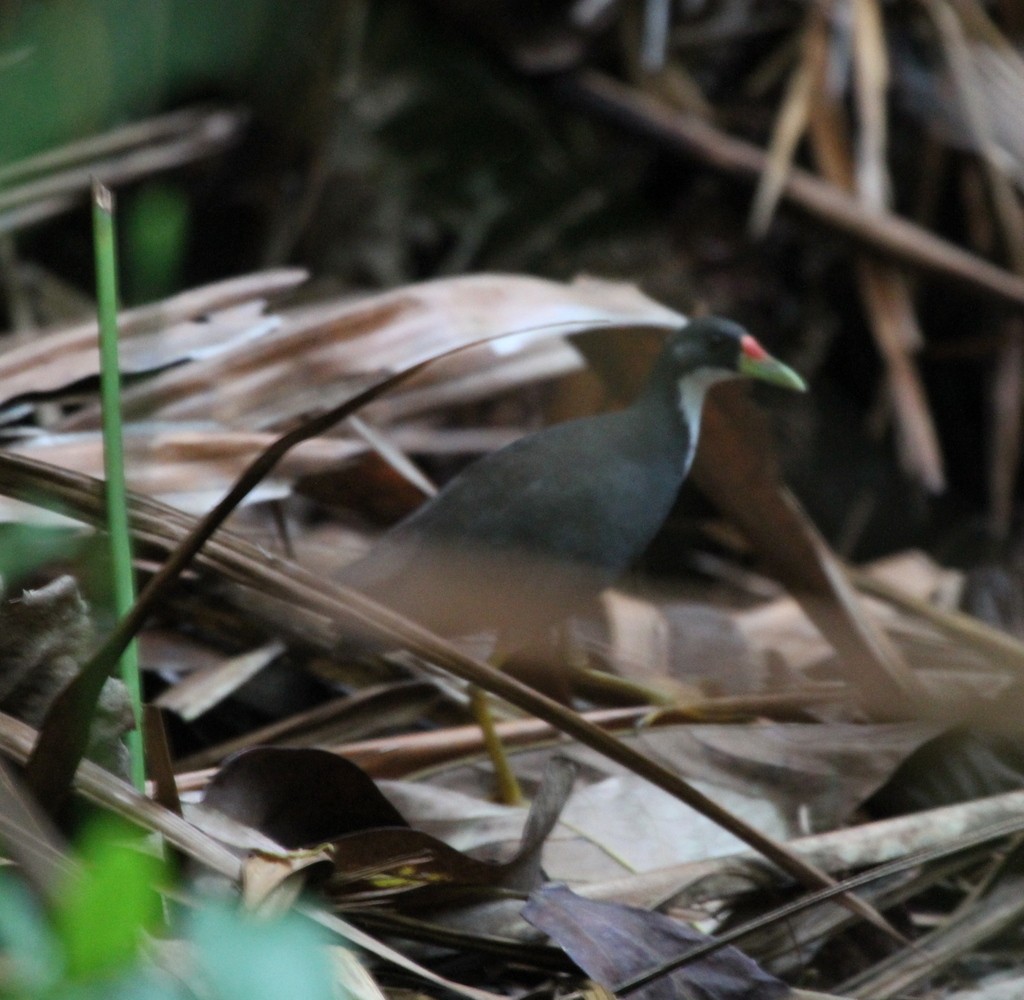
[338, 316, 806, 801]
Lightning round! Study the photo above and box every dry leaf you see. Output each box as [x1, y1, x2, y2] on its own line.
[523, 884, 788, 1000]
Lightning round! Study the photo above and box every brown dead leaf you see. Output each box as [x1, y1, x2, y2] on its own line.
[199, 748, 577, 909]
[694, 387, 928, 714]
[200, 746, 409, 849]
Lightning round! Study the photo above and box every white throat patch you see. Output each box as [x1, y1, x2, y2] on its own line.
[677, 367, 735, 450]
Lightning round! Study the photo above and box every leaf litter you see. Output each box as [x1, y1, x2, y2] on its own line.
[8, 4, 1024, 997]
[1, 264, 1020, 1000]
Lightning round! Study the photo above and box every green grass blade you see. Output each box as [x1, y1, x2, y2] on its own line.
[92, 179, 144, 790]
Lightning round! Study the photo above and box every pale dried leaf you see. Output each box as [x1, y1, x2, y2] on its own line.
[0, 270, 303, 408]
[84, 273, 685, 430]
[851, 0, 891, 208]
[600, 590, 767, 695]
[413, 722, 936, 883]
[155, 640, 286, 721]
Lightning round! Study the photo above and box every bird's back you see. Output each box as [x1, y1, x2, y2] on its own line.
[338, 393, 692, 644]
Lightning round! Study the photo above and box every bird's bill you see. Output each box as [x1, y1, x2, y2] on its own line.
[739, 353, 806, 391]
[738, 336, 807, 392]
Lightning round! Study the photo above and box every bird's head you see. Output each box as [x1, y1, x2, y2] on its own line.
[664, 316, 807, 393]
[651, 317, 805, 444]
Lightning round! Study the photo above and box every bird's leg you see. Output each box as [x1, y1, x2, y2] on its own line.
[473, 628, 581, 805]
[468, 683, 524, 806]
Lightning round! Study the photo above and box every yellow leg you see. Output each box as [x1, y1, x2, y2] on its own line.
[468, 684, 523, 806]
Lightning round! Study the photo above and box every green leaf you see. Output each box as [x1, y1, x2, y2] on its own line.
[192, 905, 338, 1000]
[53, 816, 166, 981]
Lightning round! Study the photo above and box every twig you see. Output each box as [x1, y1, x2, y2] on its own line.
[836, 874, 1024, 998]
[556, 71, 1024, 308]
